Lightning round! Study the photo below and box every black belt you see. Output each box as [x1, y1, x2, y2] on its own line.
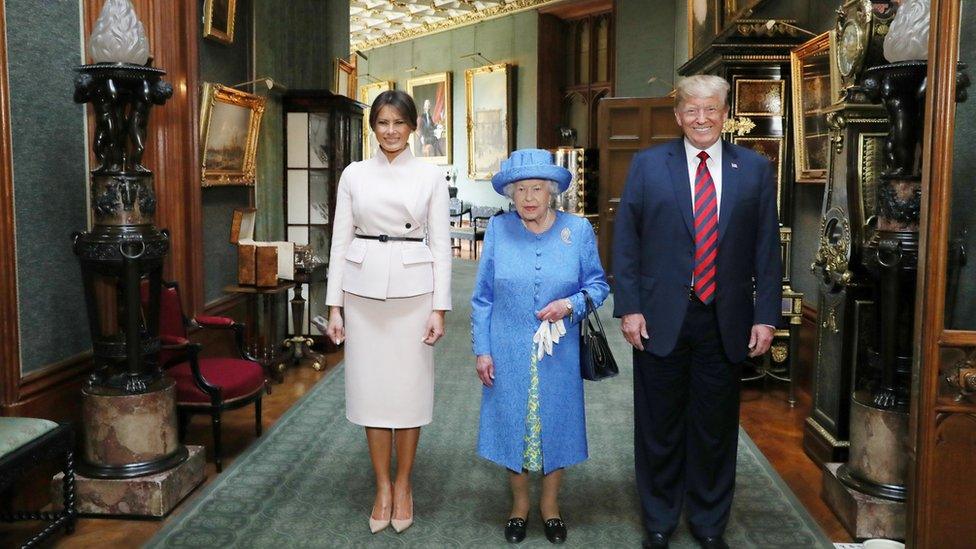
[355, 234, 424, 242]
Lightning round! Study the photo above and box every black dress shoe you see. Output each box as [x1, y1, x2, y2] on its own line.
[543, 517, 567, 544]
[642, 532, 670, 548]
[505, 517, 527, 543]
[695, 535, 729, 549]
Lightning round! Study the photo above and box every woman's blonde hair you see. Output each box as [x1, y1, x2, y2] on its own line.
[674, 75, 730, 109]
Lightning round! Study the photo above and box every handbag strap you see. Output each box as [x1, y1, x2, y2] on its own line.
[580, 290, 607, 334]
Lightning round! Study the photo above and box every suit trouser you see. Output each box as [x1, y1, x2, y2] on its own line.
[633, 296, 741, 538]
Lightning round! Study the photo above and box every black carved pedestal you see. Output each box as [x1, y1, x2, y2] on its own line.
[71, 62, 188, 480]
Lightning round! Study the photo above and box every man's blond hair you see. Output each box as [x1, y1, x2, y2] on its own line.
[674, 75, 730, 109]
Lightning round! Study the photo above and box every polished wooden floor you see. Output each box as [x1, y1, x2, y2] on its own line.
[2, 258, 850, 547]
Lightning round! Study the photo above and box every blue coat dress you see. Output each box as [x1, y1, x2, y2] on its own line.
[471, 211, 609, 474]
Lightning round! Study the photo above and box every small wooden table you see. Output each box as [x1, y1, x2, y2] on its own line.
[223, 281, 293, 382]
[281, 265, 328, 372]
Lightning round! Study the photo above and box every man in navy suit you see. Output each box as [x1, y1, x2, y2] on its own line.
[612, 75, 782, 549]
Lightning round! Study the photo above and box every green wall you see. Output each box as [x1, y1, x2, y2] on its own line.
[362, 12, 539, 210]
[199, 0, 253, 305]
[615, 0, 679, 98]
[7, 0, 89, 375]
[253, 0, 346, 241]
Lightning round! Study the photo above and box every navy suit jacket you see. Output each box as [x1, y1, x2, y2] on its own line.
[612, 138, 782, 364]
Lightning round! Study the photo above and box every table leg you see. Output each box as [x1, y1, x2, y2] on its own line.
[283, 281, 326, 371]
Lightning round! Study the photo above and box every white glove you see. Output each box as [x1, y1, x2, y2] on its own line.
[532, 319, 566, 360]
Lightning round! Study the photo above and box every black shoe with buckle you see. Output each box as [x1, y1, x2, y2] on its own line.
[694, 535, 729, 549]
[505, 517, 527, 543]
[643, 531, 670, 548]
[543, 517, 567, 544]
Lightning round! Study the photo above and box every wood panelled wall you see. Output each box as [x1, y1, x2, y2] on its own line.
[0, 1, 20, 412]
[83, 0, 204, 314]
[1, 1, 203, 419]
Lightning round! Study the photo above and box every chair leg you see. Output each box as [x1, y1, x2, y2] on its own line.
[255, 397, 263, 437]
[211, 409, 223, 473]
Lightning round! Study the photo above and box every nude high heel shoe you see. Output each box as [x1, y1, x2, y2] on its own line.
[369, 485, 393, 534]
[391, 489, 413, 533]
[369, 514, 391, 534]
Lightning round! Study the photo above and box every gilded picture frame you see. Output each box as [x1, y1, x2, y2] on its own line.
[407, 72, 453, 165]
[200, 83, 266, 186]
[203, 0, 237, 44]
[465, 63, 513, 180]
[791, 31, 841, 183]
[722, 0, 764, 25]
[688, 0, 722, 58]
[732, 136, 784, 216]
[358, 80, 395, 159]
[333, 58, 356, 99]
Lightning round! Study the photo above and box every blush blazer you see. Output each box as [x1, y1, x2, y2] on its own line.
[325, 148, 452, 311]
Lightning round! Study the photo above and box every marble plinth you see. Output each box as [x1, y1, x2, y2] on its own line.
[844, 392, 909, 500]
[52, 445, 205, 518]
[823, 462, 905, 540]
[81, 377, 183, 477]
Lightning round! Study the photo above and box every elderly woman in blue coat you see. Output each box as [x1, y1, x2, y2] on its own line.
[471, 149, 609, 544]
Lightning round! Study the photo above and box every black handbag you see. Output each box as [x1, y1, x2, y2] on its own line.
[579, 290, 619, 381]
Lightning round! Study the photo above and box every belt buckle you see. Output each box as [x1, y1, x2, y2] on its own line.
[378, 234, 389, 243]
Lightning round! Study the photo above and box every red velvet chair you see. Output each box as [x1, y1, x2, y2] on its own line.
[142, 281, 268, 472]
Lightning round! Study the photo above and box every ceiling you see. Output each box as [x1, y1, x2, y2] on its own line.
[350, 0, 563, 51]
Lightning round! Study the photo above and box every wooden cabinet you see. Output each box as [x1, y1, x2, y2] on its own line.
[909, 1, 976, 546]
[282, 91, 363, 336]
[596, 97, 682, 277]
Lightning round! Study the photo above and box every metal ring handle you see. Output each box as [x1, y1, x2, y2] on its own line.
[119, 240, 146, 259]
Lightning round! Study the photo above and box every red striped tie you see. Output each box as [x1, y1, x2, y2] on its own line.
[693, 150, 718, 304]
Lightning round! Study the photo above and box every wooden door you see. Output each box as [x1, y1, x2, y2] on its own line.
[596, 97, 681, 277]
[909, 0, 976, 546]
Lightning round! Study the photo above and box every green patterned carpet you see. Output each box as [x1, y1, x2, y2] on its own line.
[148, 259, 831, 548]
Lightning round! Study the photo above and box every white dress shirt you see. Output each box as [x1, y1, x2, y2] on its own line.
[684, 137, 723, 219]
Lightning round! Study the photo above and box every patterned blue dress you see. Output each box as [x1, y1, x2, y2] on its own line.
[471, 211, 609, 474]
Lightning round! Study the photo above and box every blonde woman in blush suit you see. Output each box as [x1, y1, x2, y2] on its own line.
[323, 90, 452, 535]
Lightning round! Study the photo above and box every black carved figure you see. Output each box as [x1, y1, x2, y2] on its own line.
[863, 63, 927, 178]
[75, 73, 123, 172]
[128, 78, 172, 172]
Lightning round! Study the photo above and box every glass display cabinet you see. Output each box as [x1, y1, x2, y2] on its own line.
[910, 0, 975, 545]
[283, 91, 364, 339]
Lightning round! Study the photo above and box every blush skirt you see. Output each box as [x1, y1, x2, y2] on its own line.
[342, 291, 434, 428]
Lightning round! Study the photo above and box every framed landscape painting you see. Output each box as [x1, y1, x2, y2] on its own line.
[200, 83, 266, 186]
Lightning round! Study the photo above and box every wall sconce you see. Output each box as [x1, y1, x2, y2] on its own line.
[460, 52, 495, 66]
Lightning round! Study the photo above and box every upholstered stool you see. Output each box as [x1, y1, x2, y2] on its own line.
[0, 418, 76, 548]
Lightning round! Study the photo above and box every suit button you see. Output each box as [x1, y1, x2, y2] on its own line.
[536, 250, 541, 256]
[405, 223, 412, 229]
[535, 265, 541, 270]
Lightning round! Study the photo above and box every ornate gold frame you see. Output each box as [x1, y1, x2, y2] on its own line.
[203, 0, 237, 44]
[407, 72, 453, 165]
[790, 31, 841, 183]
[734, 79, 786, 117]
[333, 58, 356, 99]
[358, 80, 395, 159]
[687, 0, 723, 58]
[733, 136, 784, 215]
[199, 83, 265, 187]
[465, 63, 513, 180]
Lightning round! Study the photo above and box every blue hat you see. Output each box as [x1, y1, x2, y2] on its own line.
[490, 149, 572, 196]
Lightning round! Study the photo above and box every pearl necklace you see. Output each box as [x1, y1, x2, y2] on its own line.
[522, 208, 553, 234]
